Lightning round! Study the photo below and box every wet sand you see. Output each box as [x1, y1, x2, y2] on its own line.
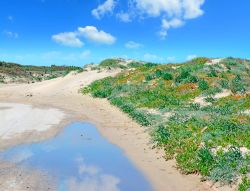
[0, 70, 215, 191]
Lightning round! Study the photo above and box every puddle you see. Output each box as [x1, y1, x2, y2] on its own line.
[0, 122, 153, 191]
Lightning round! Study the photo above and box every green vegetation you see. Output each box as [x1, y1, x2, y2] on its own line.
[83, 57, 250, 189]
[0, 61, 83, 83]
[99, 58, 124, 68]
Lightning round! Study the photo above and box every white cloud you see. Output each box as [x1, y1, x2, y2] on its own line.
[116, 12, 131, 22]
[134, 0, 182, 17]
[92, 0, 116, 19]
[52, 26, 116, 47]
[78, 26, 116, 45]
[186, 54, 197, 60]
[183, 0, 205, 19]
[52, 32, 84, 47]
[158, 30, 168, 39]
[114, 0, 205, 39]
[160, 18, 185, 39]
[125, 41, 142, 49]
[162, 18, 185, 29]
[67, 156, 121, 191]
[133, 0, 204, 19]
[3, 30, 18, 38]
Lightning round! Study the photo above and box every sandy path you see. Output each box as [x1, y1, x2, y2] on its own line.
[0, 70, 214, 191]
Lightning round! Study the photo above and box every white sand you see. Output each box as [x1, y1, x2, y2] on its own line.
[0, 103, 65, 139]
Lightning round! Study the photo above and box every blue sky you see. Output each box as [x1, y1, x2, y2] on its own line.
[0, 0, 249, 66]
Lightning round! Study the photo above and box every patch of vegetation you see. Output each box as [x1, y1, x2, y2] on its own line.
[0, 61, 83, 83]
[82, 57, 250, 189]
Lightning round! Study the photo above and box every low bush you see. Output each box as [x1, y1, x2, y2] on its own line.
[208, 147, 247, 185]
[231, 75, 246, 94]
[198, 80, 209, 90]
[219, 79, 229, 89]
[163, 72, 173, 80]
[238, 177, 250, 191]
[152, 125, 170, 146]
[175, 70, 190, 83]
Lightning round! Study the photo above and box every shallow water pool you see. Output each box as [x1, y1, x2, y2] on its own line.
[0, 122, 153, 191]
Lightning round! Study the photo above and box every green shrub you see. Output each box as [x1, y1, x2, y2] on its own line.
[163, 72, 173, 80]
[231, 75, 246, 94]
[205, 87, 222, 96]
[93, 89, 112, 98]
[175, 70, 190, 83]
[155, 69, 163, 78]
[198, 80, 209, 90]
[196, 147, 214, 176]
[208, 68, 218, 77]
[189, 103, 201, 111]
[176, 142, 199, 174]
[186, 75, 199, 83]
[210, 118, 239, 132]
[239, 176, 250, 191]
[128, 62, 142, 68]
[205, 96, 216, 103]
[219, 79, 229, 89]
[145, 74, 156, 81]
[152, 125, 170, 146]
[110, 97, 152, 126]
[99, 59, 119, 67]
[208, 147, 245, 185]
[191, 57, 210, 65]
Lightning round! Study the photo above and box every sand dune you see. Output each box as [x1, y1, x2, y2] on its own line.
[0, 69, 215, 191]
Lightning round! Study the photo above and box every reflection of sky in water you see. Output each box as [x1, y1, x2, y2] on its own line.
[0, 122, 153, 191]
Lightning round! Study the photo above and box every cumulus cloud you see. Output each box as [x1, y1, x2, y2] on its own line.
[183, 0, 205, 19]
[160, 18, 185, 39]
[162, 18, 185, 29]
[116, 12, 131, 22]
[52, 32, 84, 47]
[125, 41, 142, 49]
[3, 30, 19, 38]
[109, 0, 205, 39]
[134, 0, 182, 17]
[133, 0, 204, 19]
[92, 0, 116, 19]
[52, 26, 116, 47]
[140, 0, 204, 39]
[66, 156, 121, 191]
[78, 26, 116, 45]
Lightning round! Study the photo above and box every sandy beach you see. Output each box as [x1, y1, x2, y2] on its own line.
[0, 70, 214, 191]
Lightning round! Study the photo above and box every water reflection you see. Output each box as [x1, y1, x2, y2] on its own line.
[0, 122, 153, 191]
